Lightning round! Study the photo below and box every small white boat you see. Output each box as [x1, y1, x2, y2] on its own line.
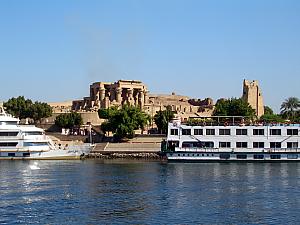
[162, 116, 300, 162]
[0, 107, 93, 159]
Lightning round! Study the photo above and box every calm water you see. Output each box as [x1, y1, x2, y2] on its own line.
[1, 160, 300, 225]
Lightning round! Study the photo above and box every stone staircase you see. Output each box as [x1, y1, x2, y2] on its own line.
[91, 142, 109, 152]
[103, 142, 161, 153]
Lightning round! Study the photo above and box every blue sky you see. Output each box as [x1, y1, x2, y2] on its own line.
[0, 0, 300, 112]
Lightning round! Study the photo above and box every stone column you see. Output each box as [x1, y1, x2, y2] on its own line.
[139, 91, 144, 108]
[134, 91, 139, 106]
[94, 89, 100, 107]
[99, 88, 105, 101]
[116, 88, 122, 104]
[128, 89, 134, 105]
[144, 91, 149, 105]
[104, 97, 110, 108]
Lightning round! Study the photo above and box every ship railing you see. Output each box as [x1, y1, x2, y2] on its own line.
[0, 136, 22, 140]
[265, 148, 300, 152]
[22, 135, 49, 141]
[177, 116, 300, 127]
[177, 147, 223, 152]
[175, 147, 300, 153]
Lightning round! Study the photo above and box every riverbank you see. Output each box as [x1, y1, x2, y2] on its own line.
[87, 136, 163, 159]
[87, 152, 163, 160]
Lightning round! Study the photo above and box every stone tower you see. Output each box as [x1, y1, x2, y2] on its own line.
[242, 80, 264, 117]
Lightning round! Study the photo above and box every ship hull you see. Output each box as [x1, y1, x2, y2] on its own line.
[166, 151, 300, 162]
[0, 144, 92, 160]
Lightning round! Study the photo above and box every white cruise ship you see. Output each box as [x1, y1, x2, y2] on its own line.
[162, 117, 300, 162]
[0, 107, 93, 159]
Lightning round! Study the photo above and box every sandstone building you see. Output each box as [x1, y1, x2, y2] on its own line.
[242, 79, 264, 117]
[72, 80, 214, 121]
[72, 80, 149, 111]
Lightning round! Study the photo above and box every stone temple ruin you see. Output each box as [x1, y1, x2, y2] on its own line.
[48, 79, 264, 126]
[72, 80, 214, 121]
[242, 79, 264, 117]
[72, 80, 149, 111]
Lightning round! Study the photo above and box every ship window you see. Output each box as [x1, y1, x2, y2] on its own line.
[0, 142, 18, 147]
[170, 129, 178, 135]
[253, 142, 264, 148]
[182, 129, 191, 135]
[182, 142, 200, 148]
[236, 142, 247, 148]
[206, 129, 215, 135]
[23, 131, 44, 136]
[254, 154, 264, 159]
[219, 129, 230, 135]
[182, 154, 185, 156]
[0, 132, 19, 136]
[219, 153, 230, 159]
[270, 154, 281, 159]
[270, 142, 281, 148]
[270, 129, 281, 135]
[219, 142, 231, 148]
[236, 129, 247, 135]
[202, 154, 204, 156]
[287, 129, 298, 136]
[287, 154, 298, 159]
[202, 142, 214, 148]
[23, 142, 49, 147]
[23, 153, 30, 157]
[168, 141, 179, 148]
[177, 154, 180, 156]
[3, 121, 18, 125]
[197, 154, 199, 156]
[8, 153, 15, 157]
[253, 129, 264, 135]
[287, 142, 298, 148]
[237, 154, 247, 159]
[194, 129, 203, 135]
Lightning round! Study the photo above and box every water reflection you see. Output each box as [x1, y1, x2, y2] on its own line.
[0, 160, 300, 224]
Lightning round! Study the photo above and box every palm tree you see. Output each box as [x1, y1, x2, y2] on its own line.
[280, 97, 300, 120]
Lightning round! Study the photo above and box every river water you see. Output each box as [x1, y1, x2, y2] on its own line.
[0, 160, 300, 224]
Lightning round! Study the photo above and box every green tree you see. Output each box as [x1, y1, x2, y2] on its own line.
[294, 111, 300, 123]
[55, 112, 83, 128]
[212, 98, 230, 116]
[98, 105, 150, 140]
[98, 106, 118, 119]
[213, 98, 256, 118]
[4, 96, 33, 119]
[280, 97, 300, 120]
[259, 114, 285, 123]
[154, 107, 175, 134]
[31, 101, 52, 123]
[264, 106, 274, 115]
[4, 96, 52, 122]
